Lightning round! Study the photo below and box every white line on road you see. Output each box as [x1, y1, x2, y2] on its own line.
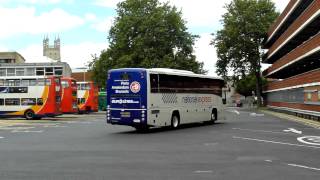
[250, 113, 264, 117]
[233, 136, 320, 149]
[226, 109, 240, 115]
[193, 170, 213, 174]
[0, 136, 4, 139]
[264, 160, 273, 162]
[283, 128, 302, 134]
[232, 128, 289, 134]
[297, 136, 320, 146]
[287, 163, 320, 171]
[11, 130, 44, 133]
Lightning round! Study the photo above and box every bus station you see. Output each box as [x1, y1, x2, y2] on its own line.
[0, 0, 320, 180]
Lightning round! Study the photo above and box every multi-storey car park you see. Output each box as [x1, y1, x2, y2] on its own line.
[263, 0, 320, 118]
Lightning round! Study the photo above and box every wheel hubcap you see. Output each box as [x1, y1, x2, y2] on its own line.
[26, 112, 33, 119]
[173, 117, 178, 127]
[211, 113, 215, 120]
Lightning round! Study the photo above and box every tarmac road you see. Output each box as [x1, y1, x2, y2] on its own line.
[0, 109, 319, 180]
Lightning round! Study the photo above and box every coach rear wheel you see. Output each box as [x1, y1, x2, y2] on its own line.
[24, 110, 35, 120]
[171, 114, 180, 129]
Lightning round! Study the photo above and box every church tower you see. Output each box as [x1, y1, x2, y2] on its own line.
[43, 36, 61, 62]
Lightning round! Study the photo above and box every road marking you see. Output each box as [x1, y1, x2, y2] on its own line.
[204, 142, 218, 146]
[232, 128, 289, 134]
[264, 160, 273, 162]
[193, 170, 213, 174]
[226, 109, 240, 115]
[297, 136, 320, 146]
[234, 110, 240, 115]
[0, 136, 4, 139]
[250, 113, 264, 117]
[283, 128, 302, 134]
[11, 130, 44, 133]
[287, 163, 320, 171]
[233, 136, 320, 149]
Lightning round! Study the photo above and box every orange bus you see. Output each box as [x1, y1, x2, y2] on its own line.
[0, 76, 62, 120]
[77, 81, 98, 113]
[61, 77, 78, 114]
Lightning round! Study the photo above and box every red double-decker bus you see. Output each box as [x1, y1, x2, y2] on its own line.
[0, 76, 62, 120]
[77, 81, 98, 113]
[61, 77, 78, 114]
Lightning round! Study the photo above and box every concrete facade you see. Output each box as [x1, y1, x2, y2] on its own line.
[0, 62, 72, 78]
[0, 52, 26, 64]
[263, 0, 320, 117]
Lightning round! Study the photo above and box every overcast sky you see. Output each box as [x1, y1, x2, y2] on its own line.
[0, 0, 289, 75]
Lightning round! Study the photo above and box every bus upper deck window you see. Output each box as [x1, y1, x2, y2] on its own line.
[55, 78, 61, 85]
[38, 79, 45, 86]
[45, 79, 51, 86]
[30, 79, 37, 86]
[21, 80, 29, 86]
[0, 79, 4, 86]
[61, 80, 69, 88]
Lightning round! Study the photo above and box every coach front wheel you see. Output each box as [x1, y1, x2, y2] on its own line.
[210, 109, 217, 124]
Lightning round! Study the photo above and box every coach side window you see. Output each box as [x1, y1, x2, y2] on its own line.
[0, 99, 4, 105]
[150, 74, 159, 93]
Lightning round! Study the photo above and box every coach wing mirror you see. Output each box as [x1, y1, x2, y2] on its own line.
[222, 87, 227, 105]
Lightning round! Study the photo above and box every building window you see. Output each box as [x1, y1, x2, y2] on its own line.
[45, 67, 54, 75]
[0, 68, 6, 76]
[7, 68, 15, 76]
[318, 91, 320, 101]
[36, 68, 44, 76]
[16, 68, 25, 76]
[54, 67, 63, 76]
[26, 68, 35, 76]
[307, 92, 312, 101]
[0, 79, 4, 86]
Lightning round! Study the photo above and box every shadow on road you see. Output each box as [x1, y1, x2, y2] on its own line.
[114, 122, 226, 135]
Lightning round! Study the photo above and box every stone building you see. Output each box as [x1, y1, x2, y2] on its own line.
[43, 36, 61, 62]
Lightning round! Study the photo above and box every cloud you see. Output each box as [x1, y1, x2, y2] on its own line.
[85, 13, 97, 21]
[0, 0, 74, 4]
[91, 16, 114, 32]
[163, 0, 231, 29]
[19, 42, 108, 69]
[94, 0, 122, 8]
[0, 46, 9, 52]
[194, 33, 217, 76]
[0, 6, 84, 39]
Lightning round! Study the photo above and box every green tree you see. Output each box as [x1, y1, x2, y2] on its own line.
[235, 73, 267, 97]
[90, 0, 205, 87]
[212, 0, 278, 107]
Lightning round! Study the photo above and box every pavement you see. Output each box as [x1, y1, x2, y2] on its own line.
[0, 108, 319, 180]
